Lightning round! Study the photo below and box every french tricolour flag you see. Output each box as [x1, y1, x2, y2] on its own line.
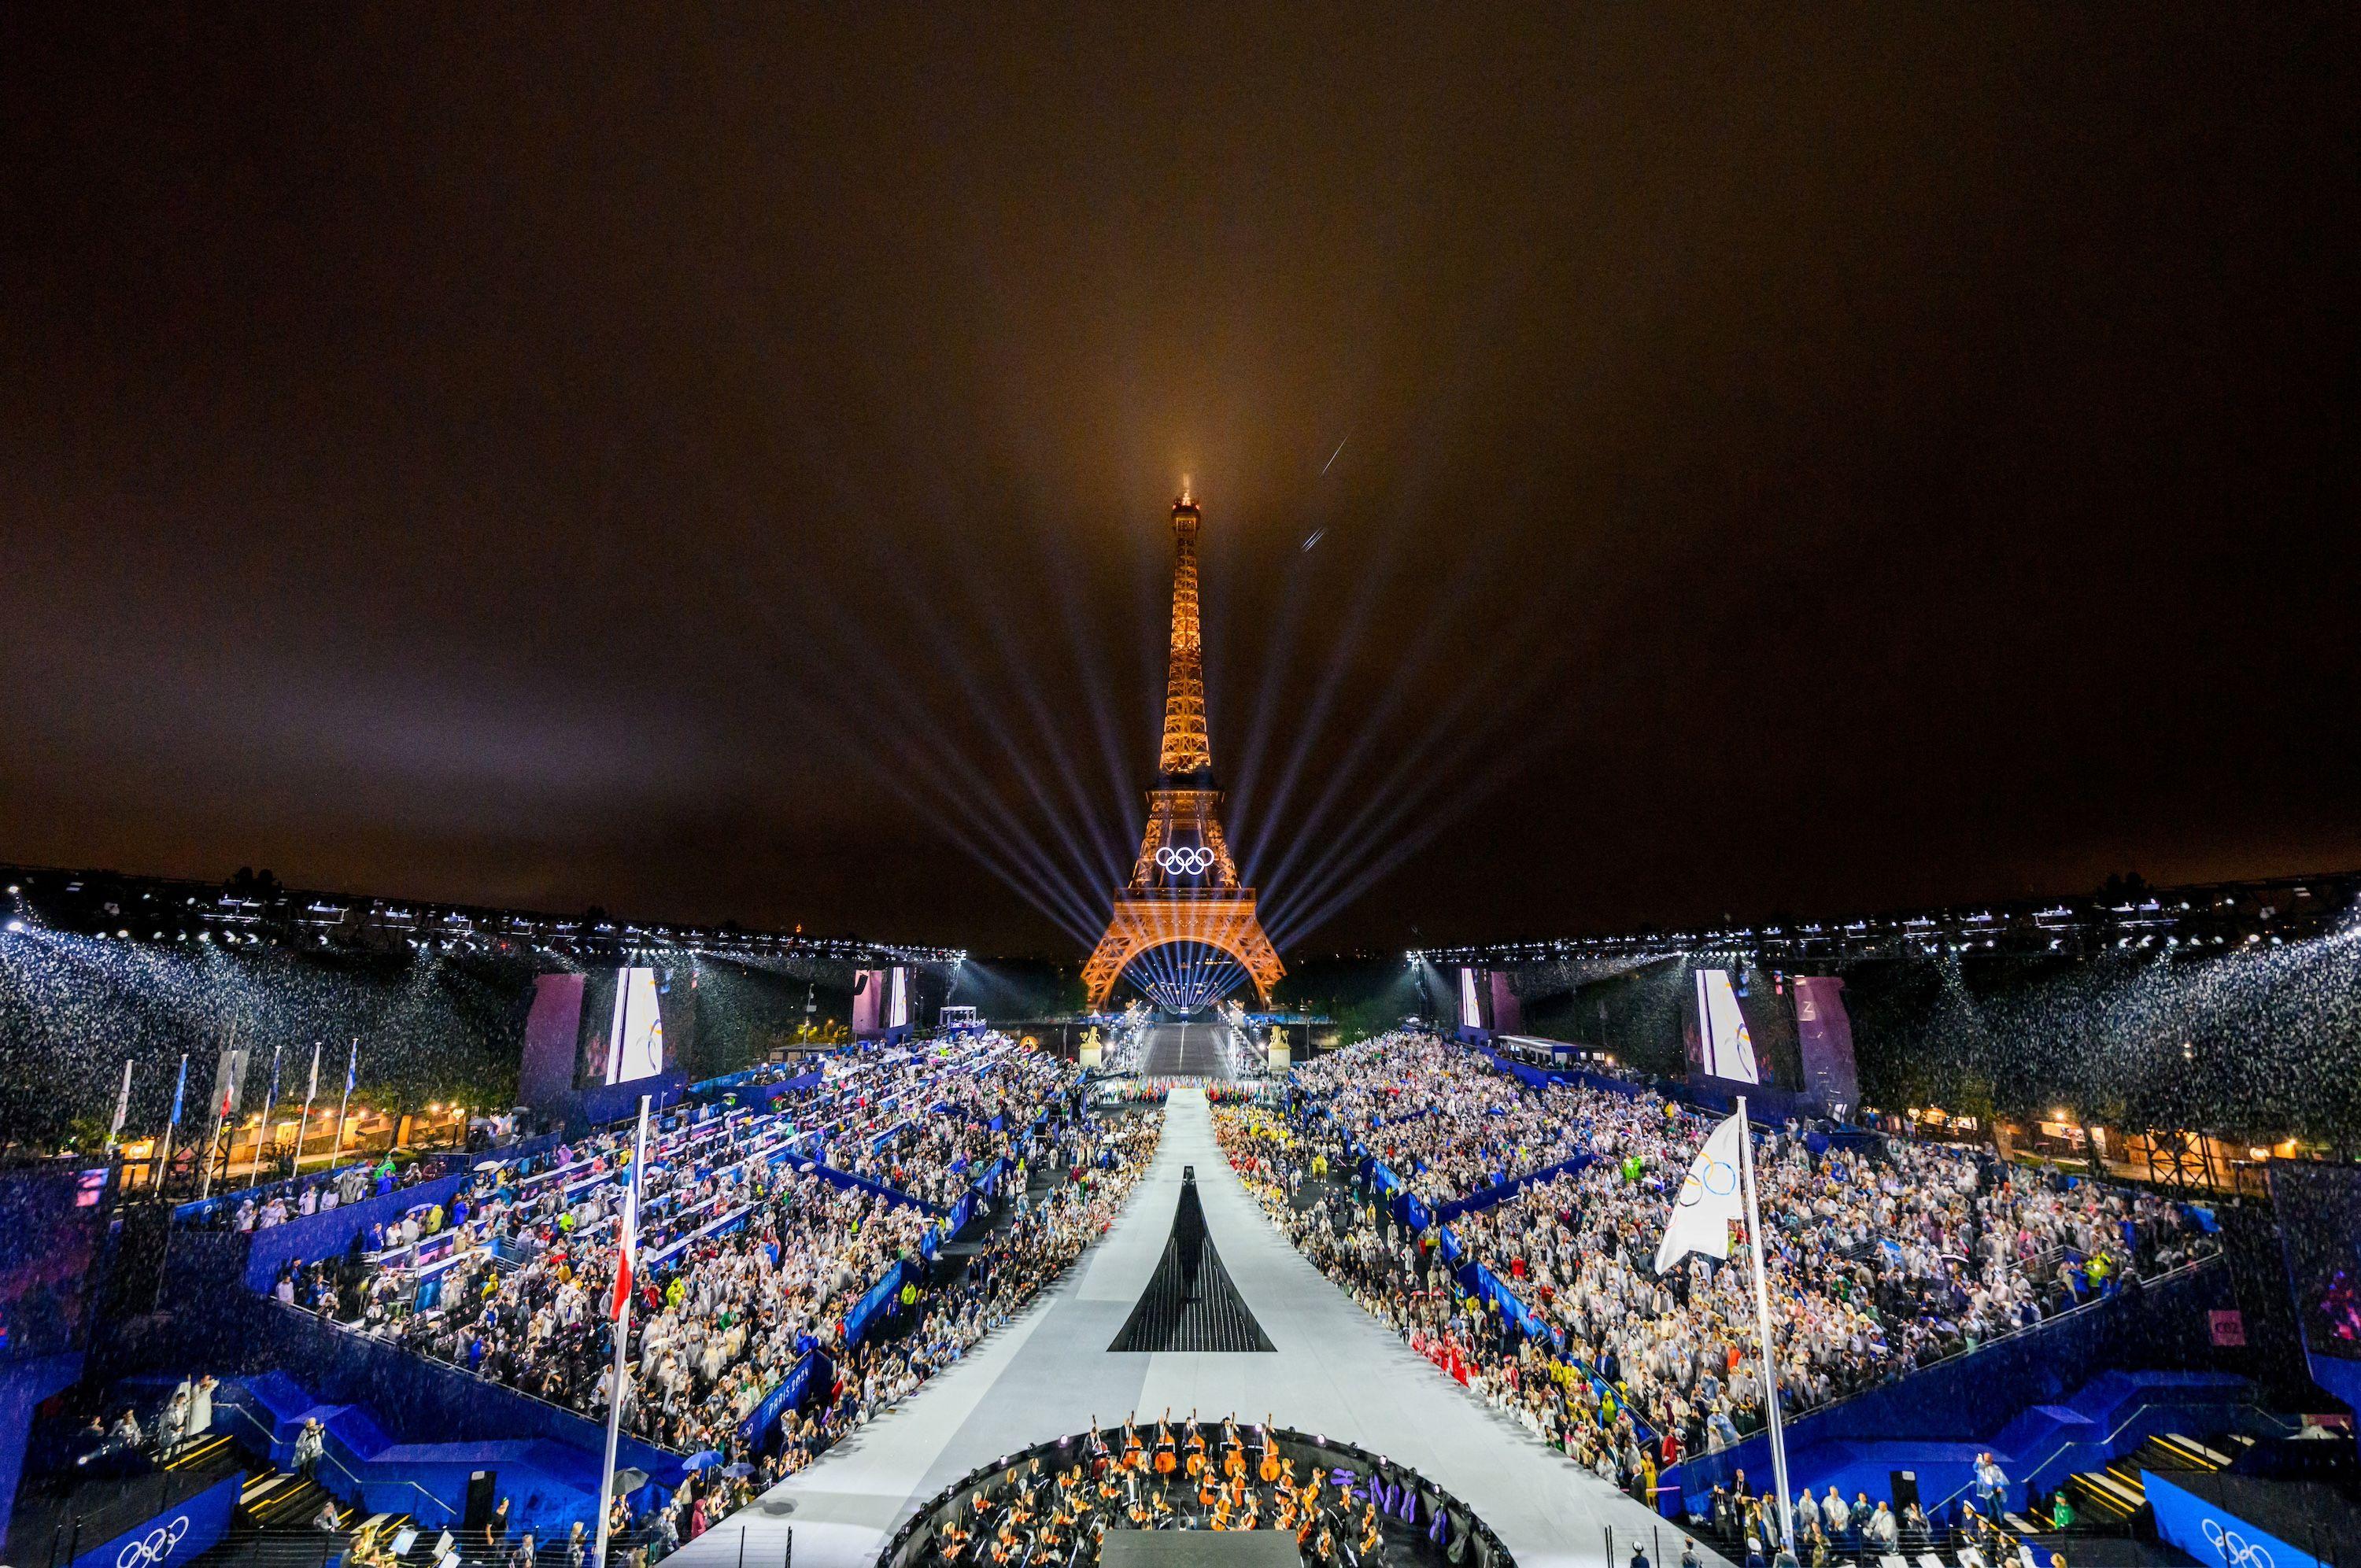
[611, 1162, 639, 1321]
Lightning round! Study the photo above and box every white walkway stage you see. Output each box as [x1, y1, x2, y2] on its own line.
[680, 1088, 1716, 1568]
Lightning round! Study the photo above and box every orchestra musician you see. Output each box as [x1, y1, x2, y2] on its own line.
[1121, 1413, 1147, 1472]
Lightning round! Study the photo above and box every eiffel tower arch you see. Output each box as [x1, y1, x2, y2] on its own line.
[1082, 488, 1284, 1013]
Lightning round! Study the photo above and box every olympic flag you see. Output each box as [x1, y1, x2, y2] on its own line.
[1657, 1099, 1796, 1545]
[1653, 1109, 1746, 1273]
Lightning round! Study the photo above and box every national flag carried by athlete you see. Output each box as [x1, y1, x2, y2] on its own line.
[1653, 1109, 1747, 1274]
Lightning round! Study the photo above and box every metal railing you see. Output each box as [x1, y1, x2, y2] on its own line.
[216, 1397, 464, 1529]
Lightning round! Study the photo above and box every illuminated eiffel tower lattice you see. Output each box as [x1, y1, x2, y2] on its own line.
[1081, 486, 1284, 1013]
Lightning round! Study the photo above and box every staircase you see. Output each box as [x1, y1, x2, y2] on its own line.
[167, 1433, 239, 1475]
[238, 1469, 351, 1531]
[2065, 1431, 2234, 1526]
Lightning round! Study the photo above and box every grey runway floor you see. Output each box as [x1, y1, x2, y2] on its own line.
[678, 1088, 1714, 1568]
[1140, 1021, 1225, 1078]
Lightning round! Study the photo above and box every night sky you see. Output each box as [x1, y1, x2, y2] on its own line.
[4, 9, 2356, 957]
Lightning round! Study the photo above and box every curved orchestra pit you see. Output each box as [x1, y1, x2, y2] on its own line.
[877, 1421, 1514, 1568]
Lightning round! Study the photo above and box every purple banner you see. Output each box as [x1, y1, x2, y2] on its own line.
[519, 973, 586, 1114]
[1793, 976, 1860, 1112]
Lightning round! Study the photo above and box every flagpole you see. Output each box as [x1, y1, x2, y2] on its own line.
[594, 1094, 652, 1568]
[1735, 1094, 1794, 1551]
[199, 1023, 237, 1202]
[107, 1058, 135, 1160]
[294, 1042, 322, 1177]
[249, 1044, 284, 1190]
[332, 1040, 357, 1173]
[157, 1053, 187, 1194]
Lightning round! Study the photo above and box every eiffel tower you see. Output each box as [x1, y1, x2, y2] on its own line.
[1080, 486, 1284, 1013]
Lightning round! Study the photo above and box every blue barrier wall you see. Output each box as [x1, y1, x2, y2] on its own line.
[808, 1164, 944, 1216]
[242, 1303, 679, 1470]
[737, 1352, 822, 1448]
[238, 1168, 475, 1292]
[1432, 1153, 1598, 1224]
[578, 1071, 688, 1128]
[173, 1162, 377, 1229]
[65, 1468, 242, 1568]
[0, 1351, 83, 1551]
[696, 1069, 823, 1109]
[844, 1261, 911, 1347]
[1665, 1261, 2233, 1513]
[2145, 1469, 2325, 1568]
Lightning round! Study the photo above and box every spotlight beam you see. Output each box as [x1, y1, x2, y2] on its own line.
[1262, 616, 1554, 939]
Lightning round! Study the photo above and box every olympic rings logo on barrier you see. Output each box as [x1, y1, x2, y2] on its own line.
[1156, 846, 1215, 876]
[2202, 1520, 2273, 1568]
[118, 1515, 193, 1568]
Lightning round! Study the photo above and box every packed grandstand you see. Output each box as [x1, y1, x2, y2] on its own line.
[1218, 1028, 2226, 1529]
[3, 988, 2345, 1568]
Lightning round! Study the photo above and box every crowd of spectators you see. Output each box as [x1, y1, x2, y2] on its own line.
[202, 1154, 438, 1233]
[1226, 1030, 2222, 1515]
[272, 1039, 1086, 1462]
[831, 1051, 1071, 1208]
[1292, 1032, 1601, 1206]
[763, 1109, 1162, 1479]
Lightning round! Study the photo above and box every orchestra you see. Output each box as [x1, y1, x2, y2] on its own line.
[919, 1416, 1398, 1568]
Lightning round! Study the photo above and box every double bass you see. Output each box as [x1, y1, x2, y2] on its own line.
[1120, 1413, 1146, 1473]
[1221, 1415, 1247, 1479]
[1151, 1410, 1177, 1475]
[1257, 1416, 1281, 1483]
[1183, 1410, 1208, 1478]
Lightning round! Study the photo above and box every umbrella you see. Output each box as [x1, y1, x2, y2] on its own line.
[475, 1161, 503, 1172]
[682, 1451, 726, 1473]
[614, 1469, 650, 1495]
[721, 1462, 755, 1478]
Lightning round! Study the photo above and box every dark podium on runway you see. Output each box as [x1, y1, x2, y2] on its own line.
[1110, 1166, 1274, 1352]
[1101, 1530, 1302, 1568]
